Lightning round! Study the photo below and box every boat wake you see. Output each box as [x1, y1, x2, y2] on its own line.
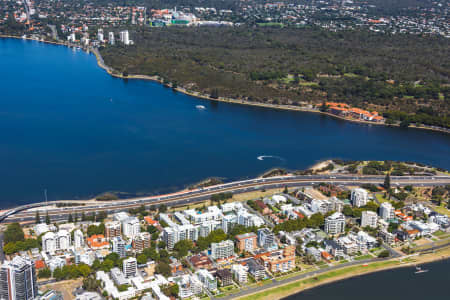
[257, 155, 285, 161]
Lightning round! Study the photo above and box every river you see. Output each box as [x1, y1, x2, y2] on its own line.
[0, 38, 449, 206]
[283, 258, 450, 300]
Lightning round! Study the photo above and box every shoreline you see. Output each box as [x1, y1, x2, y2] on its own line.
[235, 246, 450, 300]
[1, 34, 448, 135]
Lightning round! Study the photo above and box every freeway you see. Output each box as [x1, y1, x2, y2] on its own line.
[1, 174, 449, 223]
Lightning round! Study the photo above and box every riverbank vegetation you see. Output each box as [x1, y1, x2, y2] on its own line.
[100, 27, 450, 128]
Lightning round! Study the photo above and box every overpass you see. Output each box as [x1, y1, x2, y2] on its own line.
[1, 174, 449, 223]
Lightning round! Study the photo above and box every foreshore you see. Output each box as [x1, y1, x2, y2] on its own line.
[235, 246, 450, 300]
[90, 48, 450, 135]
[1, 34, 448, 135]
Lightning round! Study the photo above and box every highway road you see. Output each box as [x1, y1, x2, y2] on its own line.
[1, 174, 449, 223]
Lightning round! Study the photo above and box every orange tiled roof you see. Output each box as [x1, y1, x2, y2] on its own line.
[35, 260, 45, 269]
[144, 216, 158, 225]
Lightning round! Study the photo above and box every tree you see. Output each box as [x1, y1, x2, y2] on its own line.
[170, 284, 179, 297]
[283, 186, 288, 194]
[81, 212, 86, 222]
[38, 268, 51, 279]
[159, 204, 167, 213]
[378, 250, 390, 258]
[4, 223, 25, 244]
[45, 212, 50, 225]
[307, 213, 325, 228]
[384, 173, 391, 190]
[101, 259, 114, 272]
[143, 247, 160, 261]
[77, 264, 91, 277]
[83, 276, 100, 291]
[35, 211, 40, 224]
[68, 213, 73, 223]
[137, 254, 147, 265]
[173, 240, 193, 258]
[156, 262, 171, 277]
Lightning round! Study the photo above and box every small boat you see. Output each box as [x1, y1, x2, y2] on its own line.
[414, 266, 429, 274]
[196, 105, 206, 110]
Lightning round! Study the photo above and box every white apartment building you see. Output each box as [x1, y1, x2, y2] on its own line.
[74, 229, 84, 249]
[351, 188, 368, 207]
[258, 228, 277, 250]
[311, 199, 329, 214]
[361, 211, 378, 228]
[96, 271, 136, 300]
[0, 256, 38, 300]
[163, 224, 198, 250]
[325, 212, 346, 235]
[122, 217, 140, 238]
[198, 220, 221, 237]
[221, 214, 237, 233]
[184, 206, 223, 224]
[120, 30, 130, 45]
[211, 240, 234, 260]
[231, 264, 248, 283]
[112, 236, 126, 258]
[114, 212, 130, 222]
[221, 202, 243, 213]
[123, 257, 137, 278]
[196, 269, 217, 291]
[380, 202, 395, 220]
[42, 230, 71, 254]
[108, 32, 115, 45]
[237, 210, 264, 227]
[173, 274, 203, 298]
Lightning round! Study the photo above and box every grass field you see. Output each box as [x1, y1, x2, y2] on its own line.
[375, 193, 390, 203]
[433, 204, 450, 217]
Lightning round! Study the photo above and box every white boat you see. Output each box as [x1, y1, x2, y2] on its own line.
[196, 105, 206, 110]
[414, 266, 429, 274]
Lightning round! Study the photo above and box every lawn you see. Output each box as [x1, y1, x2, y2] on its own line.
[354, 254, 373, 261]
[299, 81, 319, 87]
[375, 194, 390, 203]
[433, 205, 450, 217]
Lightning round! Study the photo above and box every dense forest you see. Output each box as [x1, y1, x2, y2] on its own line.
[100, 27, 450, 127]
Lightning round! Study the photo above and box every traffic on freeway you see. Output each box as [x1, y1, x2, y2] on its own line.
[1, 174, 449, 223]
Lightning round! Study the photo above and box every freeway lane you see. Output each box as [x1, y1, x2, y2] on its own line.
[2, 175, 449, 223]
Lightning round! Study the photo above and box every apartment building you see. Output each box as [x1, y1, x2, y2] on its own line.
[380, 202, 395, 220]
[122, 217, 140, 239]
[105, 221, 121, 240]
[325, 212, 346, 235]
[257, 228, 277, 251]
[132, 232, 151, 253]
[123, 257, 137, 278]
[361, 211, 378, 228]
[235, 232, 257, 252]
[196, 269, 217, 291]
[351, 188, 368, 207]
[0, 256, 38, 300]
[211, 240, 234, 260]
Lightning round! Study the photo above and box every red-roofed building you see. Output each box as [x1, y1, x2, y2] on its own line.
[144, 216, 159, 226]
[87, 235, 109, 249]
[35, 260, 46, 269]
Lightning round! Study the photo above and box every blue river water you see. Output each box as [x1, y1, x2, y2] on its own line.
[284, 258, 450, 300]
[0, 38, 449, 206]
